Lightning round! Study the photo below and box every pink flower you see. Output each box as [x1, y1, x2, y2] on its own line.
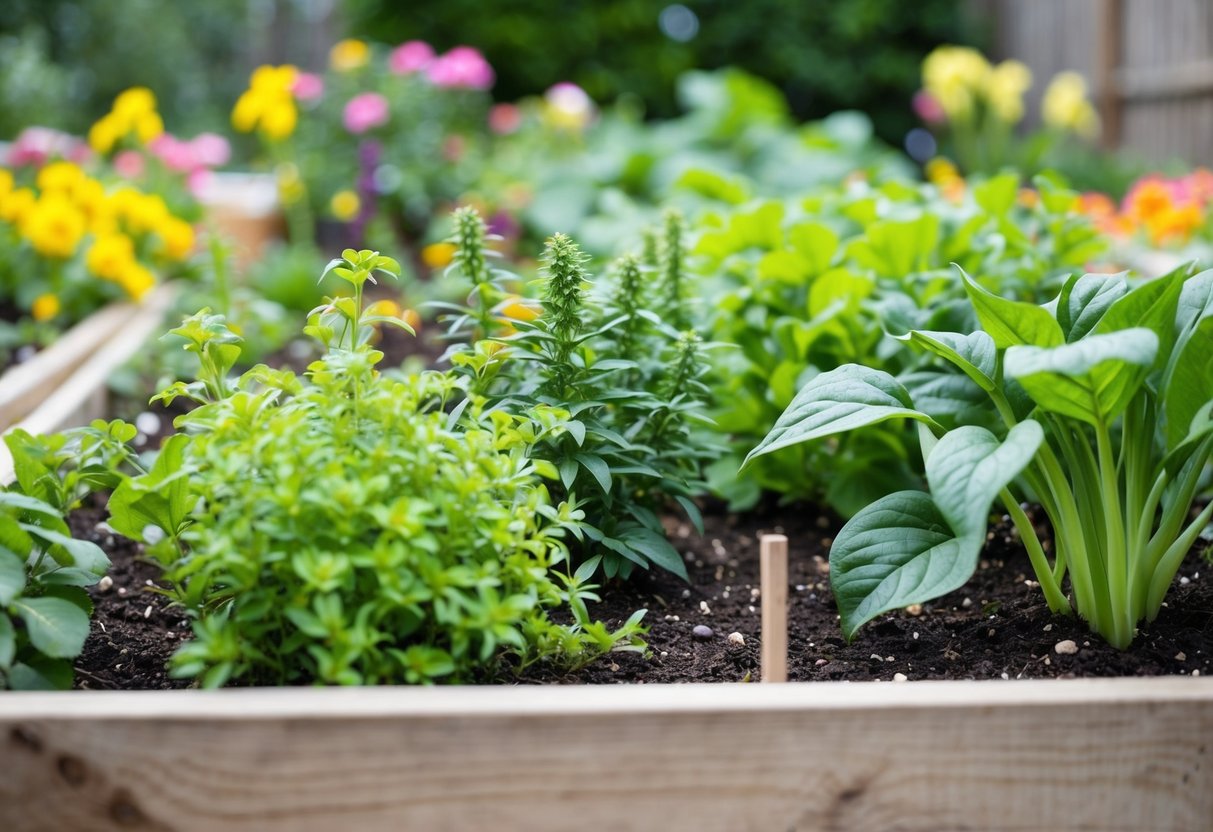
[488, 103, 522, 135]
[186, 168, 213, 197]
[426, 46, 494, 90]
[292, 72, 325, 102]
[148, 134, 194, 173]
[189, 133, 230, 168]
[6, 127, 89, 167]
[343, 92, 390, 134]
[913, 90, 946, 126]
[389, 41, 435, 75]
[114, 150, 146, 179]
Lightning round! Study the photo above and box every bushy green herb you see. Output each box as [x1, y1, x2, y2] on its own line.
[438, 208, 715, 580]
[748, 263, 1213, 648]
[138, 248, 642, 687]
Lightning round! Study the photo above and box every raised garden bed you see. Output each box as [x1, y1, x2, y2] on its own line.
[0, 678, 1210, 831]
[0, 284, 178, 484]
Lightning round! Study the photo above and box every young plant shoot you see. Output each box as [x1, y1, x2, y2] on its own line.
[747, 263, 1213, 648]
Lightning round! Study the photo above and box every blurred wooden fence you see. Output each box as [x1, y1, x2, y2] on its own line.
[975, 0, 1213, 166]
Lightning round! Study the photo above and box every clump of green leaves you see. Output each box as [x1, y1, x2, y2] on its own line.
[748, 263, 1213, 648]
[438, 208, 715, 581]
[139, 248, 642, 687]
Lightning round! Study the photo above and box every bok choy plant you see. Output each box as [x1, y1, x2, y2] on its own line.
[746, 263, 1213, 648]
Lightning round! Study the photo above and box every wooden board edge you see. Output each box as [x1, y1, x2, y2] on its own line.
[0, 302, 140, 428]
[0, 283, 179, 484]
[0, 676, 1209, 721]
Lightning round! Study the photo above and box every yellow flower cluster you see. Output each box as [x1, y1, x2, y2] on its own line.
[923, 46, 1031, 125]
[88, 87, 165, 154]
[1042, 72, 1100, 139]
[0, 161, 195, 305]
[232, 66, 299, 141]
[330, 39, 370, 72]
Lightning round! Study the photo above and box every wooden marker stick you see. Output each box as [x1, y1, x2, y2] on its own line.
[760, 534, 789, 683]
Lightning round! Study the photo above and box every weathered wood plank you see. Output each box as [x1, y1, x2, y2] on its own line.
[0, 283, 178, 484]
[0, 679, 1209, 831]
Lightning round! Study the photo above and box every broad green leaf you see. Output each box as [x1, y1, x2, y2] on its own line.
[973, 172, 1019, 216]
[8, 657, 73, 690]
[12, 596, 91, 658]
[573, 454, 612, 494]
[107, 434, 194, 542]
[961, 268, 1064, 348]
[620, 527, 688, 581]
[0, 548, 25, 605]
[745, 365, 940, 465]
[21, 526, 109, 577]
[808, 268, 874, 318]
[901, 330, 997, 391]
[1165, 316, 1213, 449]
[788, 222, 839, 276]
[1093, 262, 1187, 365]
[1057, 272, 1128, 342]
[830, 421, 1042, 639]
[0, 614, 13, 668]
[900, 371, 1001, 432]
[1005, 329, 1158, 424]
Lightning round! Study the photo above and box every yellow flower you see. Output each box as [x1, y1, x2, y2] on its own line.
[157, 216, 195, 260]
[276, 163, 305, 205]
[498, 295, 541, 322]
[116, 261, 156, 301]
[922, 46, 992, 121]
[924, 157, 960, 186]
[330, 39, 370, 72]
[31, 293, 60, 322]
[330, 190, 360, 221]
[250, 65, 297, 96]
[1042, 71, 1099, 138]
[421, 242, 457, 269]
[113, 87, 157, 120]
[231, 91, 262, 133]
[135, 111, 165, 144]
[36, 161, 85, 197]
[22, 196, 86, 259]
[0, 169, 12, 202]
[260, 99, 298, 141]
[0, 187, 36, 225]
[87, 234, 137, 280]
[118, 192, 169, 235]
[986, 60, 1032, 124]
[88, 114, 122, 154]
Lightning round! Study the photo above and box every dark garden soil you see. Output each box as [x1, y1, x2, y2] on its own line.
[71, 493, 1213, 689]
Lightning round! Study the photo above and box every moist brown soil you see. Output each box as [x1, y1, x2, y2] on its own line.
[72, 495, 1213, 689]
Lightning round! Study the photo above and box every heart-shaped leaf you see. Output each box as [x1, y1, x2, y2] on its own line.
[830, 421, 1043, 639]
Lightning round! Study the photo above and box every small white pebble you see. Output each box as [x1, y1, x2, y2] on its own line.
[681, 589, 691, 599]
[660, 651, 668, 658]
[1180, 577, 1191, 586]
[815, 659, 828, 667]
[97, 576, 113, 592]
[869, 654, 883, 661]
[961, 597, 972, 609]
[1054, 639, 1079, 655]
[1000, 672, 1010, 680]
[1043, 623, 1053, 632]
[143, 605, 153, 619]
[699, 601, 711, 615]
[911, 631, 919, 640]
[1044, 657, 1052, 666]
[905, 604, 923, 616]
[885, 656, 895, 662]
[1176, 652, 1187, 662]
[794, 584, 807, 592]
[1193, 670, 1201, 677]
[727, 632, 745, 646]
[892, 672, 908, 682]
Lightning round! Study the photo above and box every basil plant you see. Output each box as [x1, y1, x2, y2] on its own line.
[747, 264, 1213, 648]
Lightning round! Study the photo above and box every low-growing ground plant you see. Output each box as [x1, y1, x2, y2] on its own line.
[128, 248, 644, 687]
[748, 262, 1213, 648]
[434, 207, 715, 580]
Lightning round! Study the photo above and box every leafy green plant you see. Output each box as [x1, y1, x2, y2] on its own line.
[436, 208, 715, 580]
[748, 263, 1213, 648]
[0, 489, 108, 689]
[699, 172, 1107, 515]
[136, 248, 643, 687]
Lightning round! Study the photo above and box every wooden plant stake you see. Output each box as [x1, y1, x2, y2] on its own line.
[760, 534, 788, 682]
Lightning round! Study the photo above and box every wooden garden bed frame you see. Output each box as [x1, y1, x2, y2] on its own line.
[0, 284, 178, 484]
[0, 677, 1209, 831]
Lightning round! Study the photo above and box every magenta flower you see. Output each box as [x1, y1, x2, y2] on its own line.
[148, 134, 194, 173]
[426, 46, 494, 90]
[292, 72, 325, 102]
[912, 90, 946, 126]
[6, 127, 89, 167]
[389, 40, 435, 75]
[343, 92, 390, 134]
[488, 103, 522, 135]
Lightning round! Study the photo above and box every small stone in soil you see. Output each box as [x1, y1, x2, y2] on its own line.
[692, 625, 714, 640]
[905, 604, 923, 616]
[1176, 652, 1187, 662]
[1054, 639, 1079, 655]
[97, 575, 113, 592]
[727, 632, 745, 646]
[814, 659, 828, 667]
[893, 672, 908, 682]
